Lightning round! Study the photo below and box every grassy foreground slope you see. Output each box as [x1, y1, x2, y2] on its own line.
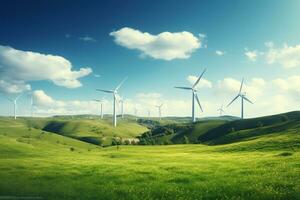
[0, 113, 299, 199]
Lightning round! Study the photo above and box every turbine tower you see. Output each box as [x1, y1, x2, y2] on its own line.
[3, 93, 24, 120]
[147, 110, 151, 120]
[175, 69, 206, 123]
[227, 78, 253, 119]
[30, 94, 34, 117]
[156, 103, 163, 120]
[217, 105, 225, 116]
[134, 107, 138, 121]
[93, 97, 105, 119]
[28, 92, 34, 117]
[96, 77, 127, 126]
[117, 95, 125, 118]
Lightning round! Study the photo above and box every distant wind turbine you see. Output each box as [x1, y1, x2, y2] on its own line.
[217, 105, 225, 116]
[175, 69, 206, 123]
[134, 107, 138, 121]
[227, 78, 253, 119]
[2, 93, 24, 120]
[93, 97, 105, 119]
[156, 103, 163, 120]
[27, 92, 34, 117]
[117, 95, 125, 118]
[96, 77, 127, 126]
[147, 110, 151, 120]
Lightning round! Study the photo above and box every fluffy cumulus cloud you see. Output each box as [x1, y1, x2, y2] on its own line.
[110, 27, 202, 60]
[187, 75, 212, 89]
[216, 77, 266, 99]
[0, 45, 92, 94]
[272, 76, 300, 99]
[265, 42, 300, 68]
[10, 73, 300, 118]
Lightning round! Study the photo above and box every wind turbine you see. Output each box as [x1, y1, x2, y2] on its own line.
[96, 77, 127, 126]
[227, 78, 253, 119]
[134, 107, 138, 121]
[217, 105, 225, 116]
[156, 103, 163, 120]
[93, 97, 105, 119]
[27, 91, 36, 117]
[147, 110, 151, 120]
[2, 93, 24, 120]
[117, 95, 125, 118]
[175, 69, 206, 123]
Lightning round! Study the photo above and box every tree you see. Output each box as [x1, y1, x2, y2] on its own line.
[112, 137, 122, 150]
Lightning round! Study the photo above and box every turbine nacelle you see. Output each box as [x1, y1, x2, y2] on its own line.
[174, 68, 206, 122]
[96, 77, 127, 126]
[227, 78, 253, 119]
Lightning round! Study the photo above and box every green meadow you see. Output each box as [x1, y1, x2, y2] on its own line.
[0, 113, 299, 200]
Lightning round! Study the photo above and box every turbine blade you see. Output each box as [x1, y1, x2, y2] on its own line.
[227, 95, 239, 107]
[193, 68, 206, 88]
[115, 77, 128, 91]
[194, 92, 203, 112]
[96, 89, 114, 93]
[174, 86, 192, 90]
[15, 93, 24, 101]
[239, 78, 244, 94]
[243, 96, 253, 104]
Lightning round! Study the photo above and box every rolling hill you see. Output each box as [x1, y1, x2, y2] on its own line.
[138, 111, 300, 151]
[0, 112, 299, 199]
[2, 116, 148, 146]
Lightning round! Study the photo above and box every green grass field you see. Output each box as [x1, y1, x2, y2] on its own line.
[0, 114, 299, 200]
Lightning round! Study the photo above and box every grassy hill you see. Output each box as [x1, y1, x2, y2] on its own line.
[22, 116, 148, 146]
[138, 111, 300, 150]
[0, 112, 299, 199]
[198, 111, 300, 147]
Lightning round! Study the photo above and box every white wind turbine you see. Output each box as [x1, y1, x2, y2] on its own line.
[134, 107, 138, 121]
[156, 103, 163, 120]
[227, 78, 253, 119]
[96, 77, 127, 126]
[93, 96, 105, 119]
[117, 95, 125, 118]
[147, 110, 151, 120]
[175, 69, 206, 123]
[25, 91, 34, 117]
[2, 93, 24, 120]
[217, 105, 225, 116]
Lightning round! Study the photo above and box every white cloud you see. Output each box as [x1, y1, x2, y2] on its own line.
[245, 49, 258, 61]
[265, 43, 300, 68]
[79, 36, 97, 42]
[216, 77, 266, 100]
[0, 45, 92, 94]
[272, 76, 300, 99]
[7, 73, 300, 118]
[215, 50, 225, 56]
[0, 80, 31, 94]
[187, 75, 212, 89]
[110, 27, 202, 60]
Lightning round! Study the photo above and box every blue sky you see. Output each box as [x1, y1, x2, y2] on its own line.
[0, 0, 300, 117]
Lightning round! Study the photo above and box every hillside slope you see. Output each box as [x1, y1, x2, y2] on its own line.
[138, 111, 300, 151]
[199, 111, 300, 144]
[23, 117, 148, 146]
